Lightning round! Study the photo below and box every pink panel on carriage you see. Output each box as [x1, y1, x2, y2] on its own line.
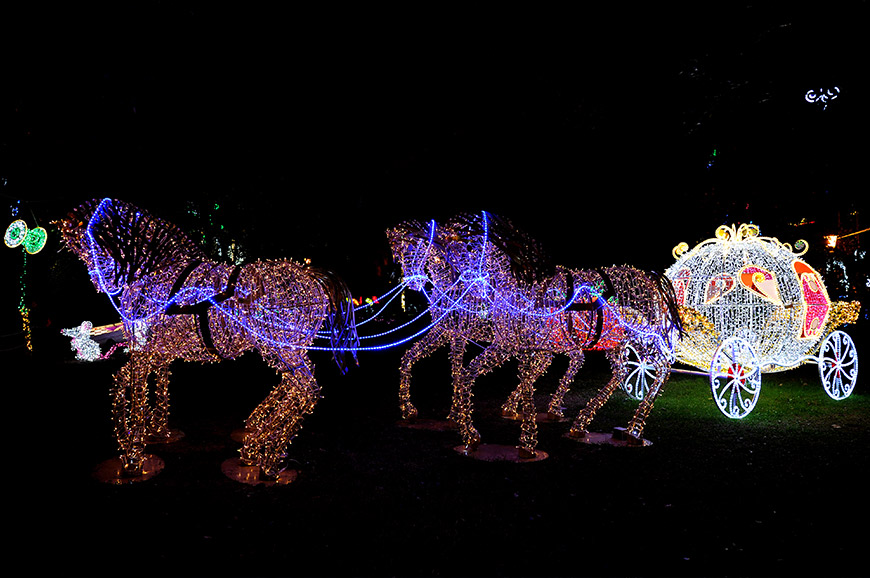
[704, 273, 736, 304]
[793, 260, 830, 340]
[739, 265, 783, 306]
[672, 268, 691, 306]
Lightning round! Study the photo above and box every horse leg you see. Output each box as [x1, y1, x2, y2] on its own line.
[146, 364, 173, 441]
[111, 354, 151, 475]
[456, 345, 512, 450]
[242, 365, 293, 438]
[241, 354, 321, 479]
[398, 325, 450, 419]
[517, 351, 554, 458]
[446, 335, 467, 423]
[624, 357, 671, 444]
[502, 348, 563, 419]
[567, 347, 629, 439]
[546, 349, 585, 419]
[500, 382, 523, 418]
[239, 366, 297, 471]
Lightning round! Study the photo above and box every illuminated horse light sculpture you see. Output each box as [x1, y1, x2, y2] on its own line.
[386, 212, 552, 425]
[490, 264, 683, 452]
[58, 199, 358, 482]
[390, 212, 682, 458]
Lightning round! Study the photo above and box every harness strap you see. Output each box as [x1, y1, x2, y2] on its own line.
[563, 268, 615, 349]
[164, 264, 244, 357]
[167, 260, 202, 303]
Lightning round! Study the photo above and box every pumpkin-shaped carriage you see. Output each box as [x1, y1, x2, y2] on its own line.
[622, 223, 860, 418]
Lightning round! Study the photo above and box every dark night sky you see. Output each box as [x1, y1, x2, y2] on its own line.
[2, 2, 868, 301]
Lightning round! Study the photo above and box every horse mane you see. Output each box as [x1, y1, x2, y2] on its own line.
[448, 211, 554, 285]
[647, 269, 685, 344]
[81, 198, 208, 286]
[387, 219, 448, 252]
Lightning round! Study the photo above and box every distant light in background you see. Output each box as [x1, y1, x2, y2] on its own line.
[805, 86, 840, 110]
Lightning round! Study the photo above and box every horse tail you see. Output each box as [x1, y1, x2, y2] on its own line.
[648, 270, 684, 347]
[308, 267, 359, 374]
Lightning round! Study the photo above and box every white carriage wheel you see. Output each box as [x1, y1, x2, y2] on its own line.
[818, 330, 859, 400]
[622, 344, 656, 401]
[710, 336, 762, 419]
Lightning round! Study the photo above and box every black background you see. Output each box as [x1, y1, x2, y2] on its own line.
[4, 3, 867, 281]
[3, 5, 870, 577]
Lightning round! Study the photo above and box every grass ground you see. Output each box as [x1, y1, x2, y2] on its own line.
[15, 338, 870, 577]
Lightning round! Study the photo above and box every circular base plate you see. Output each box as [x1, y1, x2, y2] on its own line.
[567, 431, 653, 447]
[92, 454, 165, 484]
[221, 457, 298, 486]
[146, 428, 185, 444]
[453, 443, 549, 462]
[396, 418, 458, 431]
[502, 411, 567, 423]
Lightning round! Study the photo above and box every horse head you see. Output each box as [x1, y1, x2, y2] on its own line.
[386, 219, 447, 293]
[57, 198, 206, 295]
[56, 199, 115, 293]
[56, 198, 99, 259]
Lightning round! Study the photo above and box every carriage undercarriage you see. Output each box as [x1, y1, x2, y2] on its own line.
[623, 327, 858, 419]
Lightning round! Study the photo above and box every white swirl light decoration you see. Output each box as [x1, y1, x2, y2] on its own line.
[666, 223, 860, 418]
[805, 87, 840, 110]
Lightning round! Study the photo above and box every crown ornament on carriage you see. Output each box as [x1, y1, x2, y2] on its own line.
[672, 223, 809, 260]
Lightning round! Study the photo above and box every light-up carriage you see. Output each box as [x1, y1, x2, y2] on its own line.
[622, 223, 860, 419]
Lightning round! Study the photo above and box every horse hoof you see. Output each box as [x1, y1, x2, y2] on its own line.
[517, 447, 537, 460]
[464, 431, 481, 451]
[258, 467, 284, 481]
[625, 432, 646, 446]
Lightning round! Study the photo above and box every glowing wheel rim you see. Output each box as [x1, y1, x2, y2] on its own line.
[622, 344, 655, 401]
[710, 336, 761, 419]
[819, 330, 858, 400]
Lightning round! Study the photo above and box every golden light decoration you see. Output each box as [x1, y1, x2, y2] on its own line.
[387, 212, 683, 456]
[57, 199, 359, 483]
[666, 223, 860, 418]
